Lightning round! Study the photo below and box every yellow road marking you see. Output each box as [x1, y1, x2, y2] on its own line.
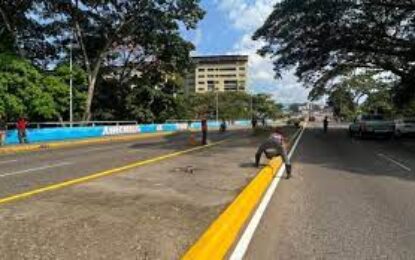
[182, 158, 283, 260]
[0, 140, 227, 206]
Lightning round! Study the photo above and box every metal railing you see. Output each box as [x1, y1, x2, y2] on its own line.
[6, 121, 138, 130]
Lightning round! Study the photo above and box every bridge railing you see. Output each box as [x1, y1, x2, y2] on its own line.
[5, 121, 138, 130]
[2, 120, 252, 145]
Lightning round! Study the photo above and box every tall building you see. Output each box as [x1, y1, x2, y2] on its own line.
[185, 55, 249, 94]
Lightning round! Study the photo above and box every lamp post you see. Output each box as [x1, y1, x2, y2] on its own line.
[69, 30, 73, 127]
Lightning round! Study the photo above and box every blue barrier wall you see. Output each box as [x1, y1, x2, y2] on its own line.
[5, 126, 105, 145]
[4, 120, 251, 145]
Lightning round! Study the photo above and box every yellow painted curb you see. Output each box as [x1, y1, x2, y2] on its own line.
[182, 157, 283, 260]
[0, 140, 227, 206]
[0, 132, 176, 155]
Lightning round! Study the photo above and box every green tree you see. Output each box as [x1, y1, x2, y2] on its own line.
[37, 0, 204, 120]
[171, 92, 282, 122]
[253, 94, 283, 120]
[327, 89, 356, 120]
[254, 0, 415, 108]
[361, 88, 395, 117]
[0, 52, 85, 122]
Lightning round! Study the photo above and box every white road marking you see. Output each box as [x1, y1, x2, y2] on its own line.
[230, 125, 307, 260]
[377, 153, 411, 172]
[0, 159, 18, 165]
[0, 162, 73, 178]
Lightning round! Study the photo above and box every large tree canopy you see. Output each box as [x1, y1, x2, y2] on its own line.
[0, 0, 204, 120]
[254, 0, 415, 108]
[0, 53, 86, 122]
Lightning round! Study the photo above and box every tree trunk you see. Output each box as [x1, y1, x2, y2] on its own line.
[82, 54, 104, 121]
[83, 76, 96, 121]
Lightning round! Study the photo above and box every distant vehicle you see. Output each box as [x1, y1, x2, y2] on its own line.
[394, 118, 415, 137]
[349, 115, 394, 138]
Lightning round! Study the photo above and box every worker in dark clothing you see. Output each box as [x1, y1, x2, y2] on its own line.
[17, 117, 28, 144]
[220, 120, 227, 133]
[323, 116, 329, 133]
[201, 118, 208, 145]
[255, 129, 292, 179]
[251, 117, 258, 129]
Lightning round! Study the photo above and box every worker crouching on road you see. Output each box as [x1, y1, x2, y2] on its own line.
[255, 129, 292, 179]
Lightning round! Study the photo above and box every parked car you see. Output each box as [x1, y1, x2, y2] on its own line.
[349, 115, 394, 138]
[394, 118, 415, 137]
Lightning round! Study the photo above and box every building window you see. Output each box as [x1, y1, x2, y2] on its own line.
[224, 80, 238, 84]
[198, 68, 205, 72]
[239, 67, 245, 71]
[198, 88, 205, 91]
[198, 75, 205, 78]
[219, 74, 237, 78]
[207, 75, 215, 78]
[219, 67, 237, 71]
[207, 68, 215, 71]
[198, 81, 205, 84]
[239, 74, 246, 77]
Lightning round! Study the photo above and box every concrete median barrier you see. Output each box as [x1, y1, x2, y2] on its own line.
[182, 157, 283, 260]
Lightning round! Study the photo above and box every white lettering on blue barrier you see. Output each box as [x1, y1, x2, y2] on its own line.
[176, 124, 188, 130]
[103, 125, 139, 136]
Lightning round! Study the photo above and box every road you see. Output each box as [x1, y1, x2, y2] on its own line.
[244, 123, 415, 259]
[0, 130, 237, 199]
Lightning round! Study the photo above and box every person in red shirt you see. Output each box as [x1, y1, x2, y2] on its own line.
[16, 117, 28, 144]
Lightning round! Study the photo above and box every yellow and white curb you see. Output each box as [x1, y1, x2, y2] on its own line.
[183, 126, 306, 260]
[182, 158, 283, 260]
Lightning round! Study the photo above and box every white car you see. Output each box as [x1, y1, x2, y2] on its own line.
[395, 118, 415, 137]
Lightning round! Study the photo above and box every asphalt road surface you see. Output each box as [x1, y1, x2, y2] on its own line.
[0, 130, 239, 199]
[245, 123, 415, 259]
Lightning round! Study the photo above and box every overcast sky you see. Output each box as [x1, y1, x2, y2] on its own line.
[181, 0, 309, 103]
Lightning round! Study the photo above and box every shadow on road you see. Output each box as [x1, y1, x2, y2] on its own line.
[297, 126, 415, 181]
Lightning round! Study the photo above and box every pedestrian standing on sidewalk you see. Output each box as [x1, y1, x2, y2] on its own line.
[255, 128, 292, 179]
[201, 118, 208, 145]
[17, 117, 28, 144]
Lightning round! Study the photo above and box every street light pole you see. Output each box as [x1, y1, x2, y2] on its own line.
[69, 30, 73, 127]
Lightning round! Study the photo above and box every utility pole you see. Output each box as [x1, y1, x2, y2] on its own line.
[69, 30, 73, 127]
